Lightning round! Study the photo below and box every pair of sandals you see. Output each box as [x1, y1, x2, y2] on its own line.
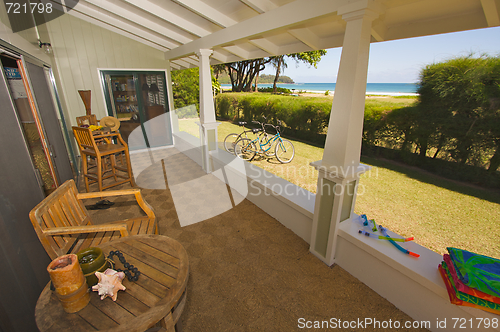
[88, 200, 115, 210]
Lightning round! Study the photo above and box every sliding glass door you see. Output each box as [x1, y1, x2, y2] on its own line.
[100, 70, 173, 151]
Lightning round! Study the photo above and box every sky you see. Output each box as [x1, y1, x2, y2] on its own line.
[259, 26, 500, 84]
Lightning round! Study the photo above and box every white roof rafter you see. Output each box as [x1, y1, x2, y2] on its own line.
[288, 28, 322, 50]
[249, 38, 279, 55]
[223, 45, 250, 59]
[165, 0, 349, 60]
[122, 0, 211, 37]
[64, 0, 176, 50]
[60, 0, 498, 69]
[481, 0, 500, 27]
[211, 50, 229, 63]
[84, 0, 192, 44]
[172, 0, 237, 27]
[240, 0, 278, 14]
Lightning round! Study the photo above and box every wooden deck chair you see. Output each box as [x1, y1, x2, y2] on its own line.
[29, 179, 157, 260]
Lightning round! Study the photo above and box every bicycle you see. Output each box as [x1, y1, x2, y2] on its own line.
[234, 120, 295, 163]
[223, 119, 267, 154]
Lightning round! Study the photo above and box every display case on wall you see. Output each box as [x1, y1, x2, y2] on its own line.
[111, 75, 138, 122]
[102, 70, 173, 150]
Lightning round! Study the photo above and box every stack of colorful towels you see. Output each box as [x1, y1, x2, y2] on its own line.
[439, 247, 500, 315]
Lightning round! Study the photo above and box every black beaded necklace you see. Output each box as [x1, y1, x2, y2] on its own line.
[107, 250, 140, 281]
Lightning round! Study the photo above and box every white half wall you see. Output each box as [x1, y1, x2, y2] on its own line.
[336, 218, 500, 332]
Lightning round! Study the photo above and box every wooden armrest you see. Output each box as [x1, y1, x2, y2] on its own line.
[77, 189, 156, 222]
[77, 189, 140, 200]
[92, 133, 119, 139]
[43, 223, 129, 237]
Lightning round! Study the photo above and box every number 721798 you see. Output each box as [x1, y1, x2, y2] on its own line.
[5, 2, 53, 14]
[452, 318, 498, 329]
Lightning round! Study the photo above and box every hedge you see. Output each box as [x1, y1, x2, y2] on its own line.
[214, 91, 499, 187]
[215, 92, 331, 144]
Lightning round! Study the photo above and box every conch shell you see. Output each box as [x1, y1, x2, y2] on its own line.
[92, 268, 126, 301]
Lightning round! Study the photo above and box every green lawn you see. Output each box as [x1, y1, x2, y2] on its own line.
[177, 109, 500, 259]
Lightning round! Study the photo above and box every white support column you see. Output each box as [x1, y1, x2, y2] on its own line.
[309, 4, 380, 265]
[195, 49, 220, 173]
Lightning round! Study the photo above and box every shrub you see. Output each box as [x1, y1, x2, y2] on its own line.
[175, 104, 198, 119]
[257, 87, 292, 94]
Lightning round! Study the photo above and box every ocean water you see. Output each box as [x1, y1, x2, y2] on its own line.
[221, 82, 418, 96]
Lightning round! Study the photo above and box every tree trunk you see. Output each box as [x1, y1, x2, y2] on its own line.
[273, 58, 282, 94]
[488, 141, 500, 172]
[254, 71, 259, 92]
[457, 118, 477, 164]
[432, 133, 446, 159]
[419, 138, 428, 159]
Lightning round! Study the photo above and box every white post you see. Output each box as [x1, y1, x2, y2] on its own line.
[195, 49, 220, 173]
[309, 4, 380, 265]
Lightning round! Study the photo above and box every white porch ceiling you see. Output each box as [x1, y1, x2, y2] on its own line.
[66, 0, 500, 69]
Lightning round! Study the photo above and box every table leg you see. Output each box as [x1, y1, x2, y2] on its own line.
[160, 312, 175, 332]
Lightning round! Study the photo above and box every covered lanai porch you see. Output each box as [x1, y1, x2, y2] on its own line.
[155, 0, 500, 329]
[89, 145, 430, 331]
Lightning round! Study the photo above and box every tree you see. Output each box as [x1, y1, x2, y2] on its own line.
[212, 64, 226, 80]
[270, 55, 286, 93]
[415, 54, 500, 168]
[171, 68, 199, 111]
[225, 59, 271, 92]
[270, 50, 327, 93]
[416, 56, 491, 163]
[478, 56, 500, 171]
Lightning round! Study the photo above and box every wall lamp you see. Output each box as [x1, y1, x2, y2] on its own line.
[38, 40, 52, 54]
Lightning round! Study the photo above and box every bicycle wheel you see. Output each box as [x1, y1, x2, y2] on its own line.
[224, 133, 240, 154]
[235, 138, 256, 161]
[275, 139, 295, 163]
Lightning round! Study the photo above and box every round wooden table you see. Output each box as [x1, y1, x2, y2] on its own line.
[35, 235, 189, 332]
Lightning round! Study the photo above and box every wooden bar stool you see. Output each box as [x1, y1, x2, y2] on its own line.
[72, 126, 134, 192]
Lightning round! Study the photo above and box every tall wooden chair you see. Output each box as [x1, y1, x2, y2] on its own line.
[72, 126, 134, 192]
[29, 179, 157, 260]
[76, 114, 98, 126]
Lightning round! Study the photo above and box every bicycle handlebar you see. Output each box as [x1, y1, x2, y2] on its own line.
[247, 117, 283, 134]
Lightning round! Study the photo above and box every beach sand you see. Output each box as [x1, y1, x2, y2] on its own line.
[220, 88, 408, 99]
[295, 92, 391, 99]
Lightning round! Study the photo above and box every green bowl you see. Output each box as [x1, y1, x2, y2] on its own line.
[77, 247, 108, 287]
